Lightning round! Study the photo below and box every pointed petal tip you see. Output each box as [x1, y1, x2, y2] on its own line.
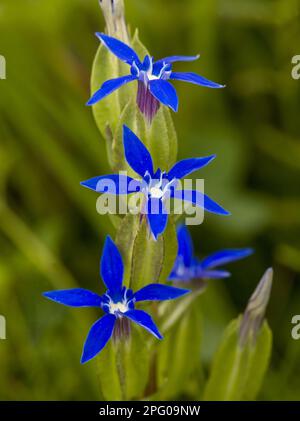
[180, 288, 191, 296]
[80, 180, 92, 190]
[211, 82, 226, 89]
[105, 235, 114, 246]
[152, 231, 159, 241]
[80, 351, 95, 364]
[207, 154, 217, 163]
[123, 124, 131, 135]
[212, 205, 231, 216]
[95, 32, 105, 41]
[80, 355, 88, 364]
[102, 235, 118, 257]
[243, 248, 254, 256]
[216, 206, 231, 216]
[217, 209, 231, 216]
[210, 82, 226, 89]
[172, 100, 179, 112]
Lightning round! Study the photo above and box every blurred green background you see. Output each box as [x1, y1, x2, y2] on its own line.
[1, 0, 300, 400]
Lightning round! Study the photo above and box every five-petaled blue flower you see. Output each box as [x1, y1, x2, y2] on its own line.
[80, 126, 230, 240]
[43, 236, 189, 363]
[87, 33, 224, 122]
[169, 225, 253, 282]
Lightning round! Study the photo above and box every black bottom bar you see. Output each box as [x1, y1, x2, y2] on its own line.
[0, 401, 300, 418]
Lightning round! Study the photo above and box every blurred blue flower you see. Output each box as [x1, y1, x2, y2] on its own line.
[81, 126, 230, 240]
[87, 33, 224, 121]
[169, 225, 253, 282]
[43, 236, 189, 363]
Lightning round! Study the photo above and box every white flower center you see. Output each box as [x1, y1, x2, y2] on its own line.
[150, 186, 164, 199]
[109, 301, 129, 315]
[147, 72, 160, 81]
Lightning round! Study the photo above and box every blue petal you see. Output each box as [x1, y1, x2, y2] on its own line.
[124, 310, 162, 339]
[96, 33, 140, 65]
[43, 289, 103, 307]
[123, 125, 154, 178]
[80, 174, 141, 194]
[201, 248, 253, 270]
[134, 283, 190, 302]
[101, 236, 124, 295]
[146, 198, 168, 240]
[176, 224, 194, 267]
[170, 72, 224, 88]
[81, 314, 116, 363]
[155, 55, 200, 64]
[195, 268, 231, 279]
[87, 75, 136, 105]
[149, 79, 178, 112]
[171, 190, 230, 216]
[168, 156, 216, 180]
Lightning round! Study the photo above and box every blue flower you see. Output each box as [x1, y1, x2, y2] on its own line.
[169, 225, 253, 282]
[43, 236, 189, 363]
[81, 126, 230, 240]
[87, 33, 224, 121]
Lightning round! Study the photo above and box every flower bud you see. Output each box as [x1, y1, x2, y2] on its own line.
[99, 0, 129, 43]
[239, 268, 273, 347]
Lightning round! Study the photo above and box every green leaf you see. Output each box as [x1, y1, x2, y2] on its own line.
[157, 299, 203, 399]
[96, 325, 151, 400]
[131, 29, 150, 61]
[115, 213, 140, 288]
[130, 216, 178, 292]
[158, 217, 178, 283]
[91, 44, 121, 141]
[96, 341, 123, 400]
[162, 106, 178, 168]
[159, 286, 205, 333]
[123, 327, 151, 399]
[203, 317, 272, 401]
[144, 107, 178, 171]
[130, 218, 164, 291]
[111, 98, 144, 173]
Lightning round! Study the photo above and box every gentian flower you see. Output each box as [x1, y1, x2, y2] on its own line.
[43, 236, 189, 364]
[87, 33, 224, 122]
[169, 224, 253, 282]
[81, 126, 230, 240]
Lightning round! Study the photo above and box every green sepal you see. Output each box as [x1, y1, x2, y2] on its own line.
[130, 217, 178, 292]
[122, 326, 151, 400]
[96, 340, 123, 401]
[203, 317, 272, 401]
[130, 218, 164, 292]
[115, 213, 140, 288]
[157, 298, 203, 399]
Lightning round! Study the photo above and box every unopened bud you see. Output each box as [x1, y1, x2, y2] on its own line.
[239, 268, 273, 347]
[99, 0, 129, 42]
